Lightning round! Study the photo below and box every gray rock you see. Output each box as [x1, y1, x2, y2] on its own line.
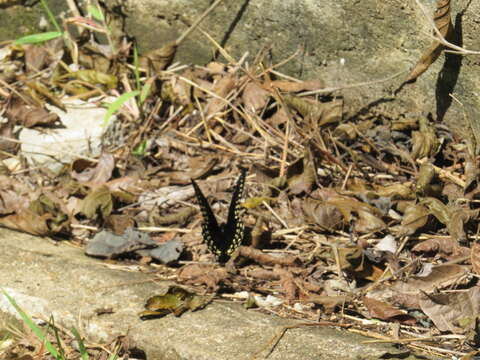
[85, 228, 157, 258]
[0, 228, 426, 359]
[138, 239, 184, 264]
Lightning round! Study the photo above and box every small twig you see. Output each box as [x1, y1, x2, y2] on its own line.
[262, 200, 288, 228]
[271, 88, 294, 177]
[298, 69, 407, 96]
[416, 158, 465, 187]
[250, 322, 351, 360]
[363, 336, 439, 344]
[137, 226, 192, 233]
[176, 0, 225, 46]
[413, 0, 480, 56]
[194, 96, 213, 143]
[341, 164, 353, 191]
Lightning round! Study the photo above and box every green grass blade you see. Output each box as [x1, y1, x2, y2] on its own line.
[40, 0, 62, 33]
[133, 44, 141, 93]
[14, 31, 63, 45]
[1, 289, 62, 359]
[50, 316, 66, 359]
[87, 4, 105, 22]
[103, 90, 140, 126]
[108, 344, 120, 360]
[71, 327, 89, 360]
[139, 80, 152, 105]
[132, 140, 147, 156]
[108, 351, 119, 360]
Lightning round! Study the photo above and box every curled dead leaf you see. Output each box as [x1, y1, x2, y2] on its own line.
[302, 198, 343, 231]
[411, 118, 440, 159]
[396, 203, 429, 236]
[363, 296, 413, 323]
[471, 242, 480, 275]
[139, 285, 213, 319]
[139, 42, 178, 73]
[79, 185, 113, 219]
[405, 0, 453, 83]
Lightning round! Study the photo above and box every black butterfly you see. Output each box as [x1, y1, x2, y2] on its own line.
[191, 170, 246, 263]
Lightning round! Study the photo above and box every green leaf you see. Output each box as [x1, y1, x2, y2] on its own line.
[133, 44, 141, 92]
[40, 0, 62, 33]
[15, 31, 63, 45]
[103, 90, 139, 126]
[140, 80, 152, 104]
[1, 288, 62, 359]
[87, 4, 105, 21]
[132, 140, 147, 156]
[71, 327, 89, 360]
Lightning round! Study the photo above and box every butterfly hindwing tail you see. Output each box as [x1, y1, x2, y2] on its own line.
[191, 178, 222, 255]
[224, 169, 247, 255]
[192, 170, 247, 262]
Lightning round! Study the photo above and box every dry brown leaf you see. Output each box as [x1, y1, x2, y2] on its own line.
[25, 80, 66, 111]
[242, 81, 269, 113]
[275, 268, 298, 300]
[374, 183, 415, 200]
[396, 203, 429, 236]
[405, 0, 453, 82]
[308, 295, 351, 313]
[283, 95, 342, 127]
[205, 75, 236, 117]
[333, 123, 357, 140]
[302, 198, 342, 230]
[363, 296, 411, 322]
[79, 185, 113, 219]
[411, 118, 440, 159]
[239, 247, 298, 266]
[0, 189, 29, 214]
[368, 264, 469, 308]
[270, 79, 324, 92]
[177, 263, 228, 290]
[394, 264, 468, 296]
[287, 153, 316, 195]
[471, 242, 480, 275]
[416, 161, 435, 195]
[420, 197, 450, 223]
[139, 41, 177, 73]
[6, 98, 59, 128]
[0, 210, 51, 236]
[419, 287, 480, 333]
[71, 153, 115, 185]
[267, 107, 289, 127]
[105, 176, 143, 195]
[326, 195, 381, 224]
[23, 44, 50, 73]
[355, 209, 386, 233]
[413, 237, 470, 259]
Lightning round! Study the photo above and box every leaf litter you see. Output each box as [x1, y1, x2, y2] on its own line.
[0, 0, 479, 358]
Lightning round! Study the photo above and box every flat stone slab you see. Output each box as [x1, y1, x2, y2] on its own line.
[0, 228, 417, 359]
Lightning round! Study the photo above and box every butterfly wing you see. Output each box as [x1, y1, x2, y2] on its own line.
[223, 169, 247, 256]
[191, 178, 222, 256]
